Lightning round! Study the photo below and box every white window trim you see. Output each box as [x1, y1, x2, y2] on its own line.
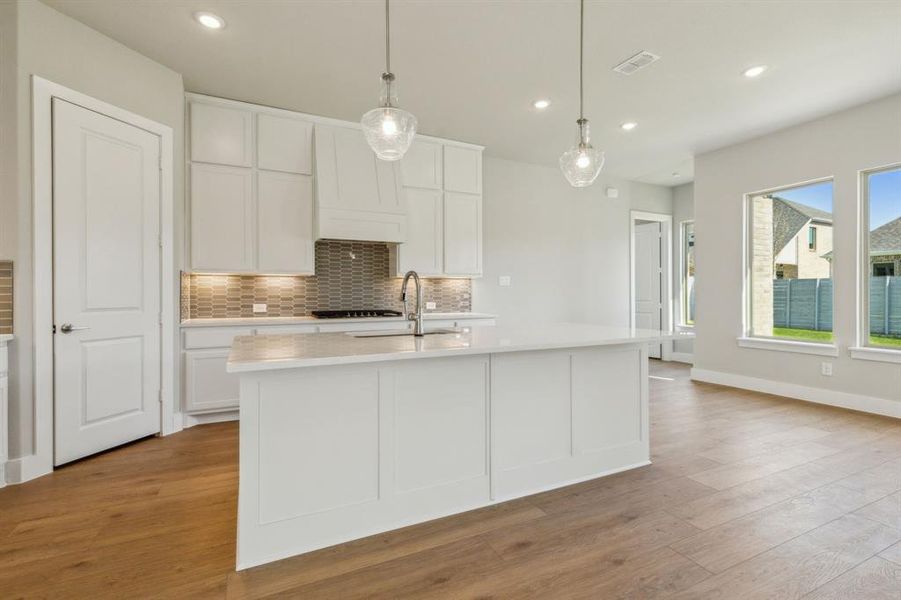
[850, 346, 901, 364]
[737, 336, 839, 357]
[856, 162, 901, 357]
[741, 176, 835, 349]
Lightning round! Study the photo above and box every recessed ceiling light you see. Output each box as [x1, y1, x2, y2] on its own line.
[533, 99, 551, 110]
[621, 122, 637, 131]
[194, 12, 225, 30]
[743, 65, 767, 78]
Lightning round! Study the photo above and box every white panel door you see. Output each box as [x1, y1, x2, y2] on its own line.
[257, 171, 314, 274]
[396, 188, 443, 275]
[190, 163, 254, 272]
[444, 192, 482, 276]
[52, 99, 161, 465]
[634, 221, 663, 358]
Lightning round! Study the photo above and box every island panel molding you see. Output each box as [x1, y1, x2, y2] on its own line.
[231, 325, 658, 569]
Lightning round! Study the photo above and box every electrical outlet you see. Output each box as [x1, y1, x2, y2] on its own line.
[252, 303, 267, 314]
[821, 361, 833, 376]
[498, 275, 512, 287]
[425, 301, 437, 310]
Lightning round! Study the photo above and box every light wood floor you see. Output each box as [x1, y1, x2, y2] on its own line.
[2, 362, 900, 599]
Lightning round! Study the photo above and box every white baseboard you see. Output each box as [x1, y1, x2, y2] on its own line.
[183, 410, 239, 428]
[690, 368, 901, 419]
[669, 352, 694, 364]
[4, 453, 53, 485]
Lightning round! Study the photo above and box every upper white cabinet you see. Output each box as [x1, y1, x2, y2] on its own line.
[444, 145, 482, 194]
[444, 192, 482, 276]
[400, 140, 443, 189]
[190, 163, 254, 272]
[190, 103, 253, 167]
[394, 138, 483, 277]
[257, 114, 313, 175]
[187, 95, 315, 274]
[314, 124, 406, 243]
[257, 171, 314, 274]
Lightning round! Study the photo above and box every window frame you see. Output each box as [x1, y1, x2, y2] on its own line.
[854, 162, 901, 359]
[808, 226, 816, 251]
[679, 219, 695, 328]
[741, 176, 838, 355]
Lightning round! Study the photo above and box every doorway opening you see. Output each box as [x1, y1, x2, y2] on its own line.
[630, 211, 673, 361]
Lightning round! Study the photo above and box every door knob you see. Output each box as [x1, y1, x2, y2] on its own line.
[60, 323, 90, 334]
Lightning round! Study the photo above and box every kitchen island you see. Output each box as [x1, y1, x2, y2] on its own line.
[227, 324, 671, 569]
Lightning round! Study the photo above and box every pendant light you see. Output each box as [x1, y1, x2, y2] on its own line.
[559, 0, 605, 187]
[361, 0, 417, 161]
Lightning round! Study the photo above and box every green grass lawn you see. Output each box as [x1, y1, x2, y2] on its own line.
[772, 327, 901, 348]
[773, 328, 833, 342]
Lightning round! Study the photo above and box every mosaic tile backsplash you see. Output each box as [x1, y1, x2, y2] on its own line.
[0, 261, 11, 334]
[182, 241, 472, 320]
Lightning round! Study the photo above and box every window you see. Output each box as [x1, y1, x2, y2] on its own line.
[681, 221, 695, 326]
[746, 179, 834, 343]
[863, 165, 901, 349]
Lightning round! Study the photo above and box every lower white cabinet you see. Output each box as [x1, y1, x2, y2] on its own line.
[0, 340, 10, 488]
[185, 349, 240, 413]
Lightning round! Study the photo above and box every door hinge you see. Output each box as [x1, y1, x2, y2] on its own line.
[158, 234, 163, 248]
[158, 390, 163, 404]
[159, 312, 163, 325]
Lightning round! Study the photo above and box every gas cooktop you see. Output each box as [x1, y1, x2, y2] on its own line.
[311, 309, 404, 319]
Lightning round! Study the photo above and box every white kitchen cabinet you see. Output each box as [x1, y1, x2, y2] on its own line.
[257, 114, 313, 175]
[314, 124, 406, 243]
[187, 95, 316, 275]
[444, 192, 483, 276]
[184, 349, 241, 413]
[444, 145, 482, 194]
[190, 103, 253, 167]
[190, 163, 255, 272]
[257, 172, 314, 274]
[400, 140, 443, 189]
[394, 140, 483, 277]
[393, 188, 443, 276]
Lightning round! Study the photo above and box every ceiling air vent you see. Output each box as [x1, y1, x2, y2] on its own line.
[612, 51, 661, 75]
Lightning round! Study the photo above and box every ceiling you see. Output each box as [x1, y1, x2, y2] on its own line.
[44, 0, 901, 186]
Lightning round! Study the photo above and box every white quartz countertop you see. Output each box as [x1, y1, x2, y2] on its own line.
[181, 312, 496, 328]
[227, 324, 681, 373]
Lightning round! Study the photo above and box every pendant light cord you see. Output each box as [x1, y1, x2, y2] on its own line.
[579, 0, 584, 121]
[385, 0, 391, 74]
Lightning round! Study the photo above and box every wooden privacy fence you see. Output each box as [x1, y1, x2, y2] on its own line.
[773, 276, 901, 336]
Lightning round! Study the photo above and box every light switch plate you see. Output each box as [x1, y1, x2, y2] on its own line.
[498, 275, 512, 287]
[252, 303, 268, 314]
[425, 301, 437, 310]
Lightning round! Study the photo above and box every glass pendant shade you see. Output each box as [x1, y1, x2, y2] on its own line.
[559, 119, 605, 187]
[361, 37, 417, 160]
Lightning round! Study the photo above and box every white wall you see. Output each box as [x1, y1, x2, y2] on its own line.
[694, 93, 901, 407]
[472, 156, 672, 327]
[672, 182, 694, 357]
[2, 0, 185, 458]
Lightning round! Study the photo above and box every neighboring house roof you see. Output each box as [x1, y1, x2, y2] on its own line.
[868, 216, 901, 256]
[822, 216, 901, 261]
[771, 196, 833, 255]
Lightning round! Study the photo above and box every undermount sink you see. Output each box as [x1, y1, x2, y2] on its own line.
[347, 328, 462, 338]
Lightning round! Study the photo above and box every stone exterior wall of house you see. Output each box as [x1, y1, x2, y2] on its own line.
[751, 195, 774, 335]
[870, 254, 901, 276]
